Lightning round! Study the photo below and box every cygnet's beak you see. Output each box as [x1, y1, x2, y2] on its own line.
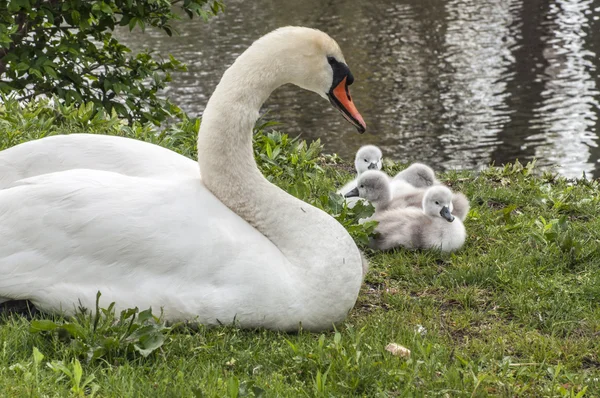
[368, 162, 378, 170]
[440, 206, 455, 222]
[328, 76, 366, 134]
[344, 187, 360, 198]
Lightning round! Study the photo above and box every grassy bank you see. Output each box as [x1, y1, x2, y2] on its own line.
[1, 100, 599, 397]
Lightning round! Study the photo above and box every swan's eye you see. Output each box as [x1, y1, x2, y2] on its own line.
[435, 201, 440, 205]
[327, 56, 336, 65]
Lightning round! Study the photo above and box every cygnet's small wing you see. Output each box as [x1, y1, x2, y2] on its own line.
[388, 188, 426, 209]
[370, 207, 428, 251]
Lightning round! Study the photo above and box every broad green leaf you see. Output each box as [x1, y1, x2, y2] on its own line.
[30, 320, 59, 332]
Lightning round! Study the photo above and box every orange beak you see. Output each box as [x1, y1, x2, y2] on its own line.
[328, 77, 366, 134]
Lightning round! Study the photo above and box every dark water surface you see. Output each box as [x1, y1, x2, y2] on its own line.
[118, 0, 600, 178]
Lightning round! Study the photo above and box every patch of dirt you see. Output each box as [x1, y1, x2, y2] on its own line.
[317, 157, 354, 173]
[582, 356, 600, 369]
[486, 200, 508, 210]
[352, 282, 391, 316]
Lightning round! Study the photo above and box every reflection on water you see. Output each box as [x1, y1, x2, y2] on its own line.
[117, 0, 600, 178]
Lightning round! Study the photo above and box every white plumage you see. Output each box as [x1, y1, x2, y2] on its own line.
[0, 134, 199, 189]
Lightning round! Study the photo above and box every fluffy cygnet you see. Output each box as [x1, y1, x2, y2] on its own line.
[371, 185, 467, 252]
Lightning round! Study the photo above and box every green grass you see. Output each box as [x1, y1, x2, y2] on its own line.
[1, 100, 599, 397]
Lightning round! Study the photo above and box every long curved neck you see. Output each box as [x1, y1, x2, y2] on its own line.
[197, 51, 285, 225]
[196, 36, 362, 329]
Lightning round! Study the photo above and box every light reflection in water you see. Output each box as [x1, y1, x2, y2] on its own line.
[531, 0, 599, 177]
[116, 0, 600, 178]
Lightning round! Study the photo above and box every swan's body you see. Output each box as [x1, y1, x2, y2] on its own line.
[338, 145, 383, 197]
[372, 186, 466, 252]
[0, 27, 367, 331]
[0, 134, 199, 188]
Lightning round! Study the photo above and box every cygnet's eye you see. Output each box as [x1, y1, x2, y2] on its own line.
[360, 185, 364, 188]
[364, 159, 368, 162]
[435, 201, 440, 205]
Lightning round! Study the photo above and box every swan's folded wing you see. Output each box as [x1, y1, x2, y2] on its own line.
[0, 134, 199, 189]
[0, 169, 293, 320]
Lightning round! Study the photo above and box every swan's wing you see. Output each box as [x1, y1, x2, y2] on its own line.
[0, 169, 294, 323]
[0, 134, 199, 189]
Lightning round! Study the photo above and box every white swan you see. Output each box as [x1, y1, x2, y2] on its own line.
[0, 27, 367, 331]
[337, 145, 382, 196]
[0, 134, 200, 189]
[371, 186, 467, 252]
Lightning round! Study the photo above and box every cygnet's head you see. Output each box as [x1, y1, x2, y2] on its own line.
[397, 163, 436, 187]
[344, 170, 391, 206]
[354, 145, 383, 174]
[423, 186, 455, 222]
[248, 27, 366, 133]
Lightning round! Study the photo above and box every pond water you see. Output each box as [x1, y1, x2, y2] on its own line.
[118, 0, 600, 178]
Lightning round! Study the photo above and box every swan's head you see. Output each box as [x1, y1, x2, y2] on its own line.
[423, 186, 455, 222]
[250, 26, 366, 133]
[354, 145, 383, 174]
[345, 170, 391, 206]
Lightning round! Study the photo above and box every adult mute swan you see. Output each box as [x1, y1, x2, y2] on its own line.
[0, 134, 200, 188]
[0, 26, 367, 331]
